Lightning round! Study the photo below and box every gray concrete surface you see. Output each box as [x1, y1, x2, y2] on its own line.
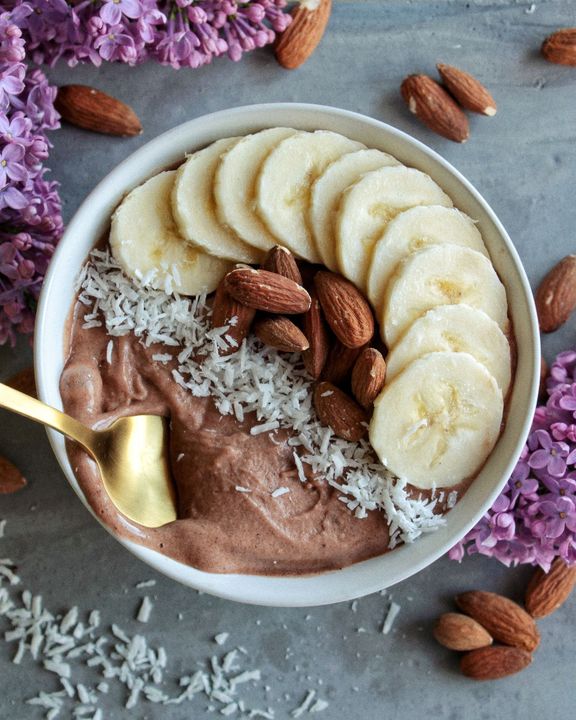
[1, 1, 575, 718]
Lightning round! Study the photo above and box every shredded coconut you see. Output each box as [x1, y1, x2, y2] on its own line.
[135, 580, 156, 589]
[105, 340, 113, 365]
[271, 487, 290, 498]
[291, 690, 316, 718]
[382, 601, 401, 635]
[136, 596, 153, 623]
[76, 250, 446, 547]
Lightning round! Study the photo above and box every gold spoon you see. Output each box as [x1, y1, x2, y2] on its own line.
[0, 382, 177, 528]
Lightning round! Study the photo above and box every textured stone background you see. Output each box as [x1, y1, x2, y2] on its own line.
[1, 1, 575, 718]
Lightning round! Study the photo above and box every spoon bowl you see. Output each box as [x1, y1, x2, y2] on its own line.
[0, 382, 176, 528]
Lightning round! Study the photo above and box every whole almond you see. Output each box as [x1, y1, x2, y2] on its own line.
[224, 268, 311, 314]
[460, 646, 532, 681]
[275, 0, 332, 70]
[437, 63, 497, 116]
[541, 28, 576, 66]
[351, 348, 386, 408]
[322, 340, 363, 385]
[525, 558, 576, 619]
[0, 455, 27, 494]
[456, 591, 540, 652]
[535, 255, 576, 332]
[433, 613, 492, 651]
[401, 74, 470, 143]
[6, 366, 36, 398]
[212, 281, 256, 355]
[314, 271, 374, 348]
[313, 381, 369, 442]
[263, 246, 303, 285]
[55, 85, 142, 137]
[433, 613, 493, 651]
[303, 291, 330, 378]
[254, 316, 310, 353]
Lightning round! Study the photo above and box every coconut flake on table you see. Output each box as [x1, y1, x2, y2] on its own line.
[77, 249, 446, 548]
[382, 601, 401, 635]
[136, 596, 153, 623]
[135, 579, 157, 589]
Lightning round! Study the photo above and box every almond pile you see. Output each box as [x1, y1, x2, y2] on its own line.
[401, 64, 497, 143]
[433, 558, 576, 680]
[211, 245, 386, 441]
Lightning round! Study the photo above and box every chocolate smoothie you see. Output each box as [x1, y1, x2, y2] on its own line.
[60, 303, 391, 575]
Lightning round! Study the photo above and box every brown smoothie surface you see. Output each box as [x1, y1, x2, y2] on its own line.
[60, 301, 391, 575]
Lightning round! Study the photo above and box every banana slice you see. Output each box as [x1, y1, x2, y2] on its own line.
[214, 127, 297, 253]
[110, 171, 232, 296]
[309, 149, 401, 271]
[382, 245, 508, 347]
[369, 351, 504, 489]
[256, 131, 365, 262]
[386, 305, 512, 395]
[336, 166, 452, 292]
[172, 137, 264, 264]
[367, 206, 488, 312]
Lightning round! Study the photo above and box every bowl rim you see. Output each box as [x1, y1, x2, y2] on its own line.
[34, 102, 540, 607]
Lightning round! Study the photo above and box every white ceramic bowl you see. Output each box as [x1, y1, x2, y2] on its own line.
[35, 103, 540, 607]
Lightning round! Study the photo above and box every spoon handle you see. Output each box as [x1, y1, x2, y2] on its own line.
[0, 382, 95, 451]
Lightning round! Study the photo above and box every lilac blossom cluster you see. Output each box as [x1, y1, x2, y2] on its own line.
[450, 350, 576, 571]
[7, 0, 291, 69]
[0, 6, 62, 346]
[0, 1, 292, 345]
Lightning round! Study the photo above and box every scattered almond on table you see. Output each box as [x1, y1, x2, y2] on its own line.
[401, 74, 470, 143]
[433, 613, 493, 651]
[535, 254, 576, 333]
[541, 28, 576, 66]
[436, 63, 497, 116]
[460, 645, 532, 681]
[0, 455, 27, 494]
[455, 591, 540, 652]
[275, 0, 332, 70]
[525, 558, 576, 619]
[55, 84, 142, 137]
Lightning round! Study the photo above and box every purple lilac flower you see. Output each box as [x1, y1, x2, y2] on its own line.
[0, 5, 62, 346]
[527, 429, 576, 477]
[100, 0, 143, 27]
[530, 496, 576, 539]
[1, 1, 291, 345]
[7, 1, 291, 70]
[508, 461, 539, 505]
[451, 349, 576, 571]
[0, 62, 25, 107]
